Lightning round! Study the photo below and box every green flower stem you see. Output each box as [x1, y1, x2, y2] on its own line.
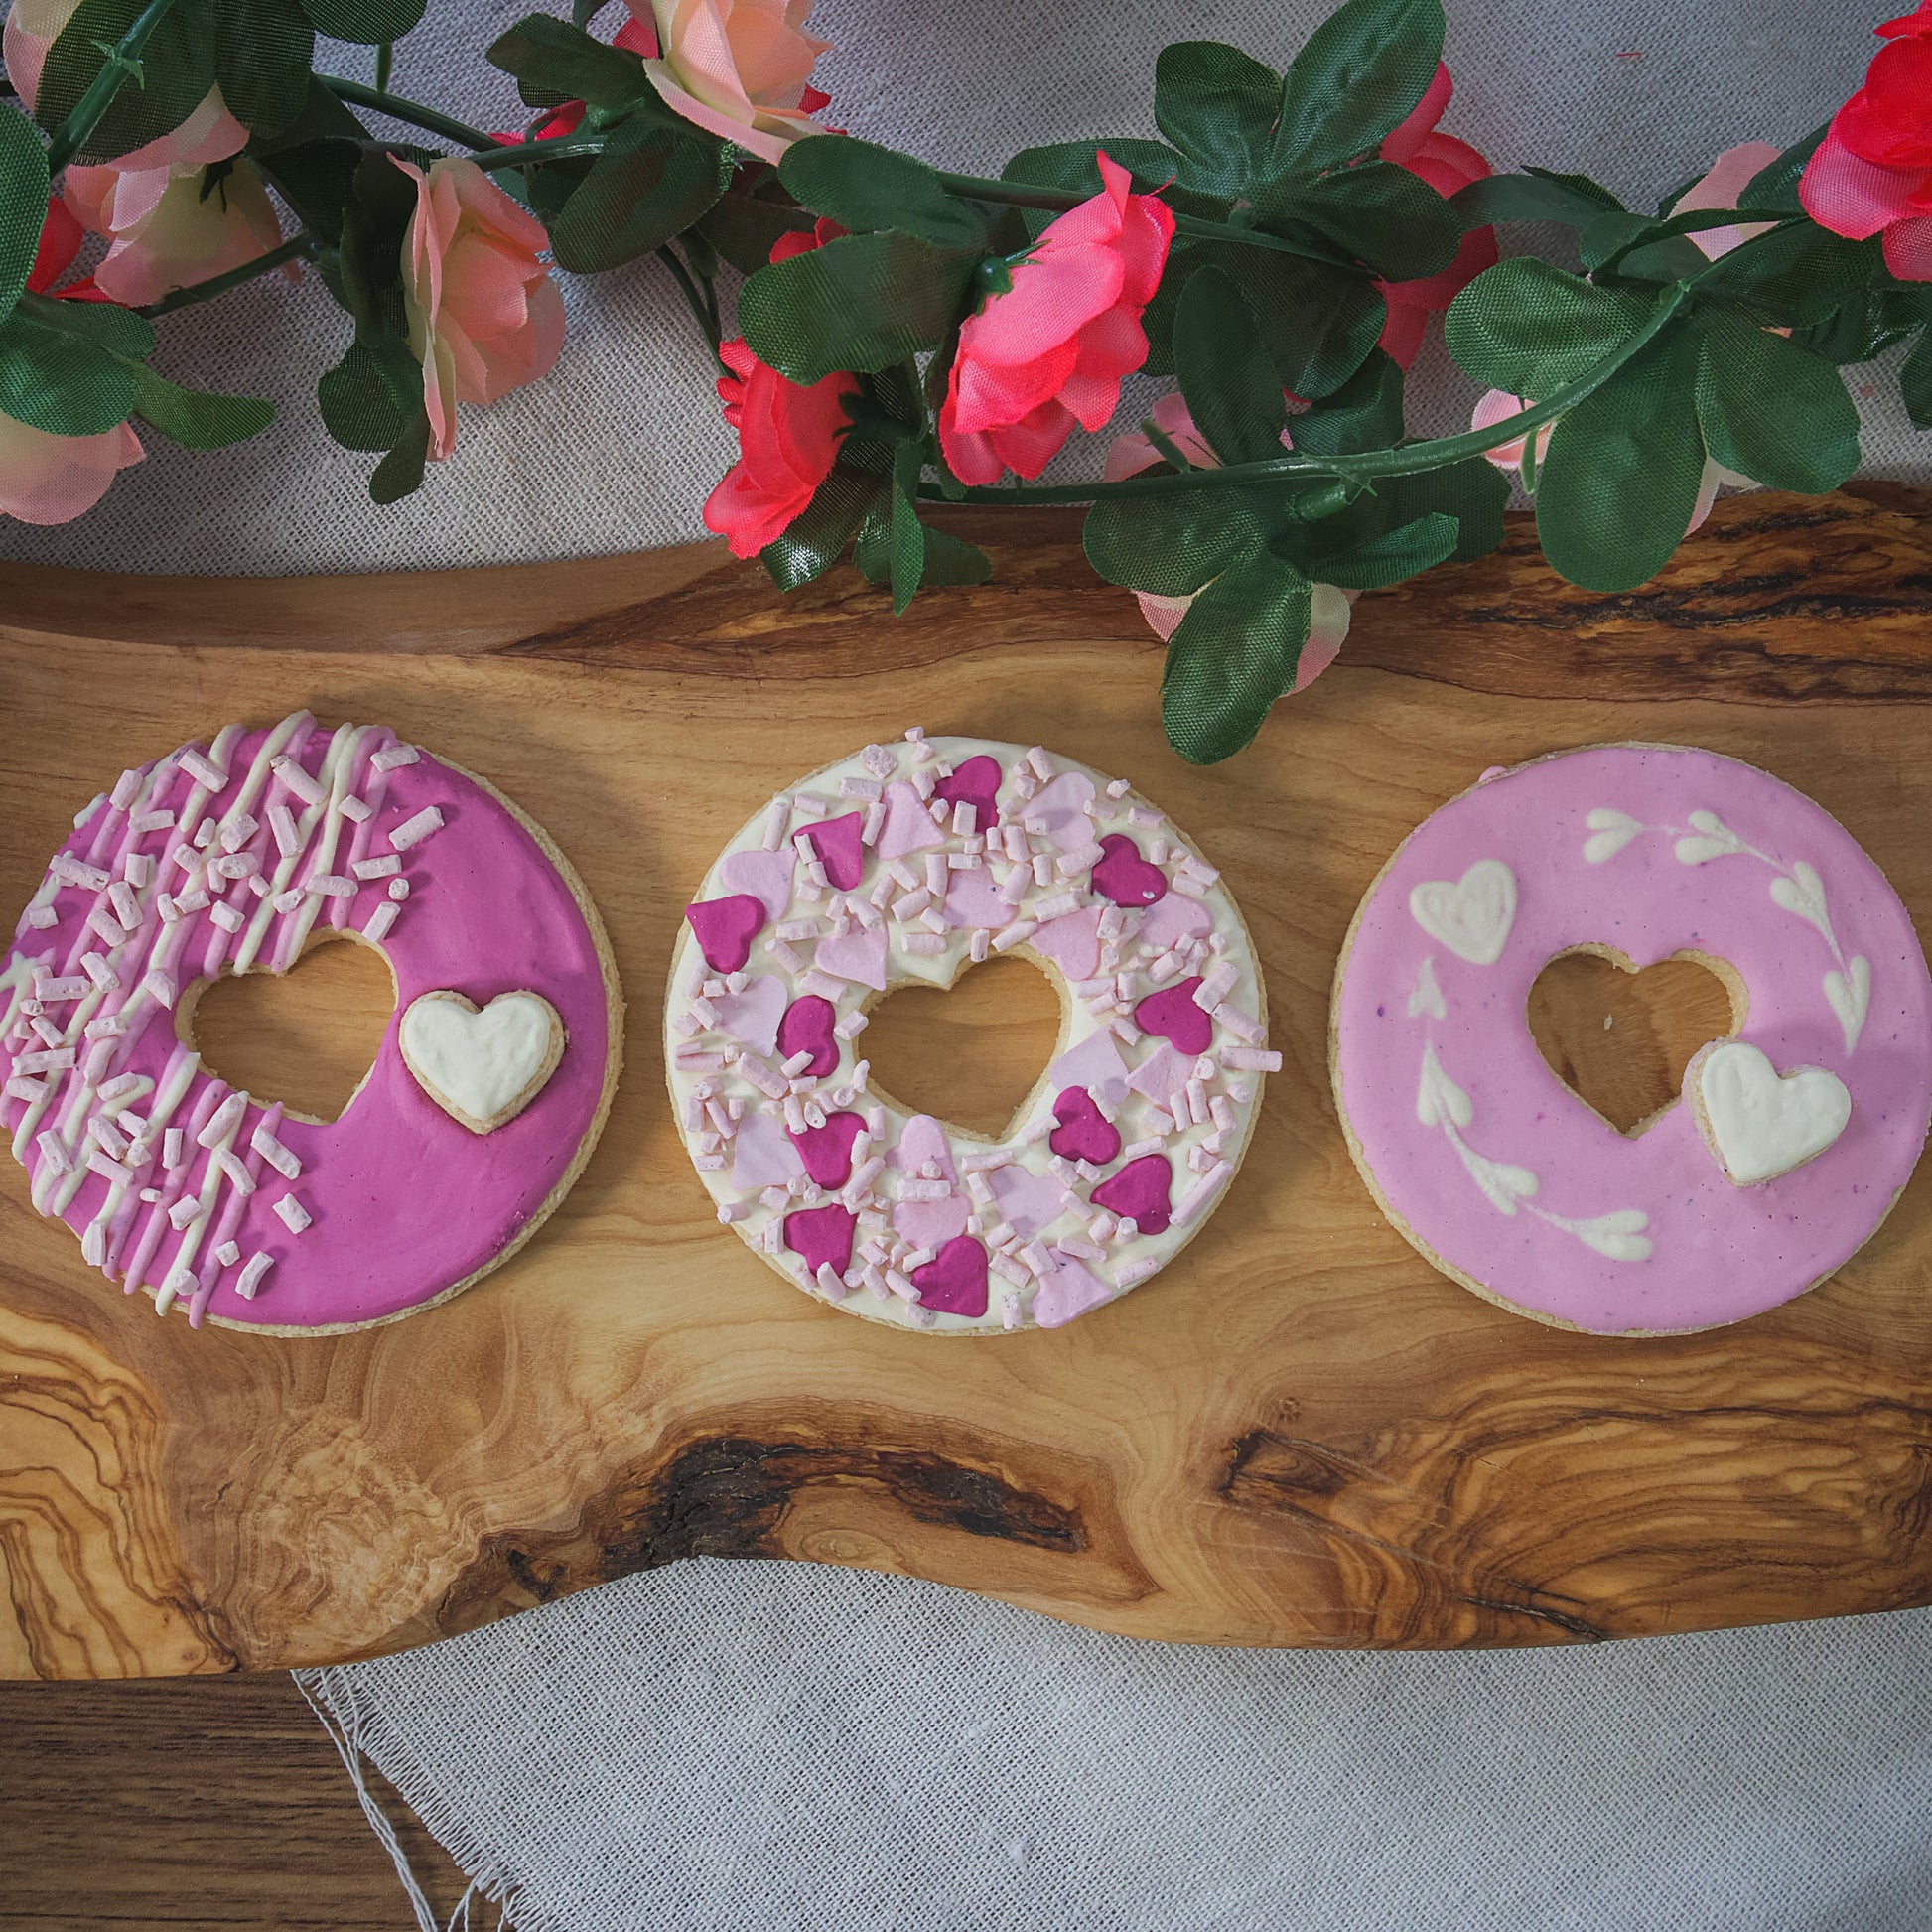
[468, 135, 611, 171]
[322, 75, 500, 151]
[933, 170, 1360, 271]
[45, 0, 185, 172]
[656, 243, 727, 371]
[374, 41, 394, 93]
[137, 231, 319, 317]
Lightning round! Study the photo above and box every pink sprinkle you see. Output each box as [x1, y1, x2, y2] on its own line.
[95, 1072, 140, 1104]
[271, 756, 325, 806]
[25, 903, 58, 929]
[131, 809, 174, 835]
[213, 1240, 240, 1267]
[904, 933, 946, 955]
[351, 854, 401, 880]
[1033, 891, 1080, 922]
[36, 1130, 74, 1176]
[197, 1091, 245, 1149]
[219, 812, 259, 852]
[363, 901, 400, 943]
[181, 748, 227, 791]
[250, 1124, 300, 1179]
[1212, 1004, 1265, 1044]
[306, 874, 356, 898]
[215, 1147, 255, 1194]
[273, 1193, 313, 1234]
[862, 801, 886, 845]
[271, 889, 304, 916]
[111, 768, 144, 811]
[1115, 1257, 1160, 1289]
[4, 1074, 47, 1103]
[388, 805, 444, 852]
[371, 743, 419, 773]
[1195, 962, 1240, 1009]
[14, 1047, 74, 1075]
[208, 902, 245, 934]
[107, 881, 139, 928]
[833, 1013, 869, 1040]
[85, 1148, 137, 1189]
[213, 852, 259, 879]
[268, 803, 300, 854]
[173, 887, 209, 916]
[167, 1195, 203, 1232]
[170, 842, 202, 876]
[1219, 1046, 1280, 1072]
[234, 1251, 273, 1299]
[337, 795, 372, 823]
[85, 908, 127, 948]
[840, 776, 883, 802]
[993, 919, 1037, 953]
[36, 973, 90, 1002]
[1172, 1160, 1231, 1227]
[815, 1263, 849, 1299]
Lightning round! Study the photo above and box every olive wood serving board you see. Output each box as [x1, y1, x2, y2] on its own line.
[5, 483, 1932, 1680]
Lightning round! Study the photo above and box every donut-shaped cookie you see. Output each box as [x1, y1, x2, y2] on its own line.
[1331, 743, 1932, 1334]
[1, 711, 622, 1334]
[666, 734, 1273, 1333]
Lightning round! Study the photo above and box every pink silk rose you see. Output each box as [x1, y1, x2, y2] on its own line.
[395, 158, 567, 462]
[1802, 2, 1932, 280]
[5, 0, 247, 170]
[939, 152, 1175, 487]
[63, 160, 289, 308]
[1375, 64, 1497, 369]
[0, 409, 142, 525]
[1102, 394, 1355, 682]
[626, 0, 831, 166]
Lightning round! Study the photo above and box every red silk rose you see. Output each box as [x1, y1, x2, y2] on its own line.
[937, 151, 1174, 485]
[1375, 63, 1496, 368]
[1801, 2, 1932, 280]
[703, 227, 860, 558]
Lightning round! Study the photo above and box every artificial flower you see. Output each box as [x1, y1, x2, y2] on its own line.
[4, 0, 247, 170]
[63, 160, 288, 308]
[1801, 1, 1932, 280]
[704, 228, 859, 558]
[1375, 63, 1496, 369]
[0, 409, 143, 524]
[26, 194, 105, 301]
[939, 151, 1175, 487]
[1101, 394, 1356, 682]
[627, 0, 831, 167]
[395, 157, 567, 462]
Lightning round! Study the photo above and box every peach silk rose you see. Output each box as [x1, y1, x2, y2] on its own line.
[395, 158, 567, 462]
[5, 0, 247, 170]
[1102, 394, 1356, 683]
[63, 161, 289, 308]
[624, 0, 831, 166]
[939, 151, 1175, 487]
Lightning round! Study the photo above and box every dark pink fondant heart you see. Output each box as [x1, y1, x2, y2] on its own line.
[1091, 832, 1167, 908]
[1048, 1085, 1121, 1166]
[788, 1110, 866, 1187]
[778, 994, 839, 1077]
[933, 754, 1002, 830]
[910, 1235, 989, 1317]
[1091, 1154, 1173, 1234]
[1134, 977, 1212, 1056]
[803, 811, 866, 890]
[686, 893, 765, 974]
[785, 1202, 857, 1278]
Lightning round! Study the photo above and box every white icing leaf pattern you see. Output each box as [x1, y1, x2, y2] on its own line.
[1583, 809, 1643, 865]
[1407, 956, 1447, 1021]
[1674, 809, 1748, 867]
[1456, 1140, 1538, 1214]
[1416, 1041, 1472, 1129]
[1824, 955, 1870, 1055]
[1769, 862, 1837, 950]
[1563, 1208, 1653, 1262]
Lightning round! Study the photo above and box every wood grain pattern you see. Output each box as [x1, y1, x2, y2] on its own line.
[6, 484, 1932, 1678]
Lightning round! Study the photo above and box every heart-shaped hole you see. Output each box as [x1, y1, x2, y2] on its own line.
[859, 953, 1062, 1141]
[177, 931, 395, 1124]
[1527, 945, 1746, 1137]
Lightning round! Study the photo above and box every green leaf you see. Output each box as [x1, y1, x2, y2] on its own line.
[1535, 320, 1707, 593]
[0, 106, 51, 328]
[1270, 0, 1445, 176]
[247, 77, 368, 243]
[15, 286, 155, 357]
[761, 462, 881, 590]
[1154, 42, 1279, 200]
[36, 0, 216, 162]
[918, 522, 993, 587]
[1161, 550, 1314, 764]
[780, 136, 987, 250]
[884, 441, 925, 613]
[1451, 169, 1623, 229]
[1902, 328, 1932, 432]
[1307, 509, 1457, 589]
[1579, 210, 1710, 285]
[696, 191, 814, 274]
[131, 364, 274, 448]
[1173, 267, 1286, 467]
[0, 307, 136, 434]
[486, 14, 652, 113]
[1376, 453, 1508, 562]
[1277, 159, 1459, 280]
[1084, 484, 1276, 598]
[1695, 312, 1859, 493]
[368, 410, 429, 502]
[1002, 138, 1189, 200]
[741, 231, 971, 385]
[1739, 125, 1826, 215]
[1792, 286, 1924, 365]
[214, 0, 314, 137]
[302, 0, 426, 46]
[1289, 348, 1403, 456]
[1446, 258, 1650, 397]
[317, 334, 418, 449]
[549, 115, 733, 273]
[1689, 225, 1882, 329]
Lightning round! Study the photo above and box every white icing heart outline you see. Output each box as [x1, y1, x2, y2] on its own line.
[1408, 859, 1517, 966]
[1693, 1039, 1851, 1187]
[399, 989, 566, 1135]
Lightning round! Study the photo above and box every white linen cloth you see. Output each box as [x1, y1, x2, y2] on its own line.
[11, 3, 1931, 1926]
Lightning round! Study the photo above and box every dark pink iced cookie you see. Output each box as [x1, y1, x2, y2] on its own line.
[1048, 1086, 1121, 1166]
[1091, 833, 1167, 908]
[910, 1236, 989, 1317]
[778, 994, 839, 1077]
[803, 811, 866, 890]
[789, 1110, 866, 1187]
[1134, 978, 1212, 1056]
[934, 754, 1002, 829]
[1091, 1155, 1173, 1235]
[686, 894, 765, 974]
[785, 1202, 857, 1278]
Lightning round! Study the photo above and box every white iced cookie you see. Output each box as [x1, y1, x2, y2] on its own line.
[400, 990, 567, 1135]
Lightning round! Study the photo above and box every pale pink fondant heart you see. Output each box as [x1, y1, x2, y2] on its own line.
[777, 994, 839, 1077]
[876, 780, 946, 860]
[1127, 1041, 1194, 1110]
[1032, 1251, 1113, 1327]
[1048, 1029, 1130, 1106]
[944, 866, 1011, 931]
[911, 1235, 989, 1317]
[1090, 1153, 1173, 1234]
[804, 812, 866, 891]
[785, 1202, 857, 1277]
[731, 1109, 803, 1188]
[721, 848, 795, 921]
[986, 1162, 1067, 1239]
[1091, 833, 1168, 908]
[712, 973, 787, 1059]
[789, 1110, 866, 1187]
[1134, 978, 1212, 1056]
[894, 1193, 972, 1249]
[814, 927, 888, 991]
[890, 1113, 958, 1182]
[1049, 1085, 1121, 1165]
[933, 754, 1003, 830]
[686, 894, 764, 974]
[1029, 906, 1103, 980]
[1138, 895, 1213, 952]
[1027, 772, 1097, 851]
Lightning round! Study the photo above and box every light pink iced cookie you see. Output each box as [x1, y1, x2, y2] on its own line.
[1330, 744, 1932, 1334]
[1, 711, 622, 1334]
[666, 734, 1273, 1333]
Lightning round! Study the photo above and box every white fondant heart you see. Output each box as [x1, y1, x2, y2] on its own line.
[721, 849, 795, 921]
[1408, 859, 1516, 966]
[1026, 772, 1098, 851]
[1825, 955, 1871, 1055]
[1695, 1040, 1851, 1186]
[399, 990, 565, 1135]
